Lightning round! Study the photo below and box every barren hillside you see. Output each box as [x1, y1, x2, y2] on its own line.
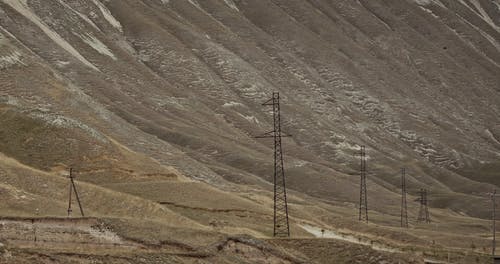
[0, 0, 499, 263]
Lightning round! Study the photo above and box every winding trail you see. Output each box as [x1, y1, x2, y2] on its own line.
[300, 224, 403, 254]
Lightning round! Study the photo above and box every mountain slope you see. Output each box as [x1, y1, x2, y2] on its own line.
[0, 0, 499, 263]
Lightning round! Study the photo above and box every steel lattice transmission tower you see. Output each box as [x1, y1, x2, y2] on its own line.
[359, 145, 368, 222]
[401, 168, 408, 228]
[417, 188, 430, 223]
[488, 189, 498, 258]
[67, 168, 85, 217]
[255, 92, 290, 237]
[493, 190, 497, 258]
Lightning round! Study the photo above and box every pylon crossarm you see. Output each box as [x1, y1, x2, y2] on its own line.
[255, 130, 275, 138]
[262, 97, 274, 106]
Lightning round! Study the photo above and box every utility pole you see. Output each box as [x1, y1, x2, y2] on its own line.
[255, 92, 290, 237]
[401, 168, 408, 228]
[67, 168, 85, 217]
[417, 189, 430, 223]
[359, 145, 368, 222]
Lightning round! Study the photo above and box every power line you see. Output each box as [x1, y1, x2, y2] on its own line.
[255, 92, 290, 237]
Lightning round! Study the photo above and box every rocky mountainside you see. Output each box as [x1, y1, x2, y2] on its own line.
[0, 0, 499, 263]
